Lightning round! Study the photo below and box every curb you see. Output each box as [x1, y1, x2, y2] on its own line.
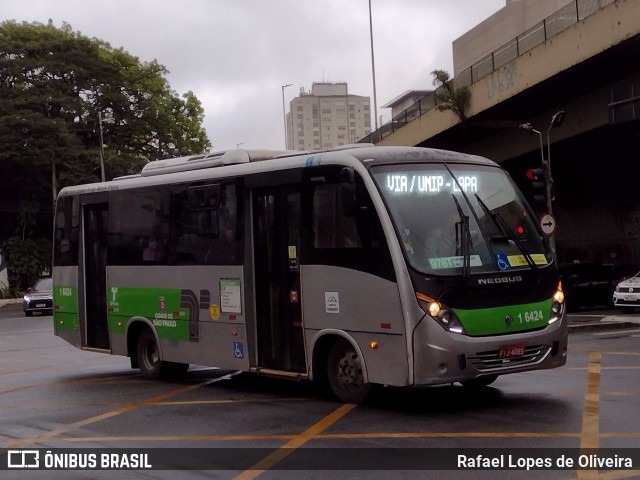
[0, 298, 21, 308]
[568, 320, 639, 332]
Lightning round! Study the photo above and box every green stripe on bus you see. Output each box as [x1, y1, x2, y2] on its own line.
[454, 298, 552, 336]
[53, 285, 78, 331]
[54, 312, 79, 331]
[107, 286, 189, 341]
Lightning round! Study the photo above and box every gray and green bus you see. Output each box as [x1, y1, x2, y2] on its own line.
[53, 145, 567, 403]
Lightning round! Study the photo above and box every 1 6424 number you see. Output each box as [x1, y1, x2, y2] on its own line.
[517, 309, 543, 323]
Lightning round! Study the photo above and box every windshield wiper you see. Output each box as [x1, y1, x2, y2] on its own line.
[451, 194, 471, 277]
[474, 193, 537, 271]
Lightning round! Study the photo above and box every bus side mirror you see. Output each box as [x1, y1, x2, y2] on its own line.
[340, 167, 354, 184]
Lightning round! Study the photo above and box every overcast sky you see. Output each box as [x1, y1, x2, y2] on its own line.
[3, 0, 505, 151]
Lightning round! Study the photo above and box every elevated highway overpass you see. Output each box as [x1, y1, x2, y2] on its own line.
[364, 0, 640, 266]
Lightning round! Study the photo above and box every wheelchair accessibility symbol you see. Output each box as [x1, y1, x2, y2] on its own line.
[494, 252, 510, 270]
[233, 342, 244, 359]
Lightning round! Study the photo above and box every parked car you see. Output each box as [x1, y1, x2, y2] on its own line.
[559, 262, 638, 312]
[22, 276, 53, 317]
[612, 270, 640, 313]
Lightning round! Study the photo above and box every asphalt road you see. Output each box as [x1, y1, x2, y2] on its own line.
[1, 303, 639, 479]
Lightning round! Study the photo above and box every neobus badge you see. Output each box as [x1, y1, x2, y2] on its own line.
[477, 275, 523, 285]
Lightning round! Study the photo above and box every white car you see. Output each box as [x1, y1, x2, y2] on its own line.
[22, 276, 53, 317]
[612, 271, 640, 313]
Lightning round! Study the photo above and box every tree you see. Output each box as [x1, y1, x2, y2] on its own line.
[431, 69, 470, 122]
[1, 236, 50, 293]
[0, 20, 212, 244]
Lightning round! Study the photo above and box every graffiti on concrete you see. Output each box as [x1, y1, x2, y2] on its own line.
[486, 63, 516, 99]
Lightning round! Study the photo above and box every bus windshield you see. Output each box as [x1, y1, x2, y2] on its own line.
[372, 163, 551, 275]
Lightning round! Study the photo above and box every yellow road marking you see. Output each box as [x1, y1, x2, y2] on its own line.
[157, 397, 308, 406]
[578, 351, 601, 480]
[59, 434, 293, 442]
[567, 366, 640, 372]
[0, 384, 37, 395]
[52, 431, 582, 443]
[569, 349, 640, 357]
[56, 374, 138, 385]
[595, 470, 640, 480]
[1, 378, 217, 451]
[39, 430, 640, 444]
[0, 396, 309, 411]
[604, 391, 640, 396]
[233, 403, 357, 480]
[26, 432, 640, 443]
[318, 431, 580, 439]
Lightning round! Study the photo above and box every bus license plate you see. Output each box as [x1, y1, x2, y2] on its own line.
[499, 344, 525, 358]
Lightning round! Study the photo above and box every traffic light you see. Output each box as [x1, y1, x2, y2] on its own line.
[526, 167, 546, 204]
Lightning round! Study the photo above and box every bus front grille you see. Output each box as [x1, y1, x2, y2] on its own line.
[467, 345, 550, 372]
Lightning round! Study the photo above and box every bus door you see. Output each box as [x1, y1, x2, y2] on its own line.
[251, 181, 306, 372]
[81, 202, 110, 350]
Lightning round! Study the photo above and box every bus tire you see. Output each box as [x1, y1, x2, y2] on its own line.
[460, 375, 498, 388]
[165, 361, 189, 379]
[326, 339, 372, 403]
[136, 329, 165, 379]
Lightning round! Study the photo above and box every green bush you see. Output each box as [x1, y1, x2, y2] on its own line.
[1, 236, 51, 293]
[0, 285, 19, 299]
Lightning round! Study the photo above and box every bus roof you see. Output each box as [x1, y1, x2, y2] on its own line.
[137, 145, 495, 177]
[347, 146, 495, 167]
[59, 145, 498, 197]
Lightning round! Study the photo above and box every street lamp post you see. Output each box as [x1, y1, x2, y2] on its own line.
[520, 122, 545, 186]
[545, 111, 565, 185]
[98, 111, 106, 182]
[519, 111, 566, 260]
[281, 84, 292, 149]
[368, 0, 379, 131]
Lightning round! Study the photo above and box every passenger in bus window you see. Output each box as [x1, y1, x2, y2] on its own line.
[143, 235, 165, 263]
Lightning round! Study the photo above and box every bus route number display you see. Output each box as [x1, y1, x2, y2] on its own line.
[385, 174, 479, 194]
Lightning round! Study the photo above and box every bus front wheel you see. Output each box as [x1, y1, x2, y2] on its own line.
[137, 329, 165, 379]
[326, 339, 372, 403]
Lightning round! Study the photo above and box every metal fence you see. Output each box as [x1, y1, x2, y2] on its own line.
[361, 0, 617, 144]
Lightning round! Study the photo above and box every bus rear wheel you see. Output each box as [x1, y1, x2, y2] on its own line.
[327, 339, 372, 403]
[137, 329, 165, 379]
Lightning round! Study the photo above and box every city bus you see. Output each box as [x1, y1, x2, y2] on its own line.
[52, 145, 567, 403]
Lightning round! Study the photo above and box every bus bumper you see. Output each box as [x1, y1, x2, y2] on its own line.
[411, 313, 568, 386]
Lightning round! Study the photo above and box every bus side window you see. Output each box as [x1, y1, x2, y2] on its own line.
[313, 183, 361, 249]
[311, 174, 384, 250]
[172, 183, 242, 265]
[305, 168, 394, 281]
[108, 188, 170, 266]
[54, 195, 79, 266]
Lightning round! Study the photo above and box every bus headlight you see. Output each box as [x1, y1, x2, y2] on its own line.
[549, 282, 565, 324]
[416, 292, 466, 334]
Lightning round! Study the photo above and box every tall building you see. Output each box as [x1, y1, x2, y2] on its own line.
[286, 82, 371, 151]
